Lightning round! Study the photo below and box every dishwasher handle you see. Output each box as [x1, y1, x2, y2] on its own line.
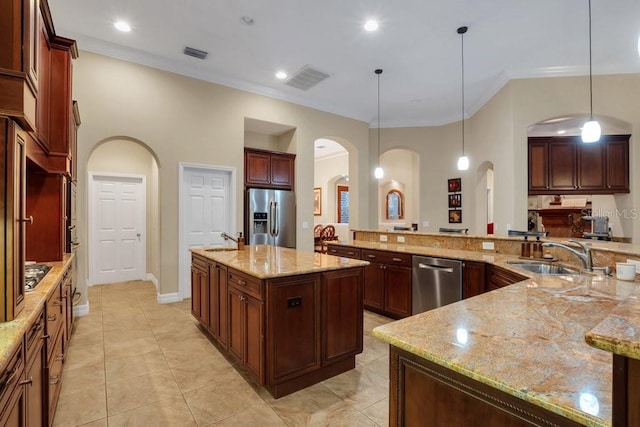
[417, 263, 455, 273]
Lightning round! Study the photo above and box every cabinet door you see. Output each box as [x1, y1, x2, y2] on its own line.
[227, 286, 244, 362]
[577, 142, 605, 191]
[270, 155, 294, 189]
[384, 265, 412, 318]
[0, 381, 25, 427]
[267, 275, 320, 383]
[362, 262, 384, 310]
[9, 125, 27, 320]
[190, 267, 201, 320]
[528, 141, 549, 192]
[25, 340, 45, 427]
[245, 151, 270, 186]
[208, 264, 219, 336]
[322, 269, 363, 363]
[36, 16, 50, 149]
[606, 137, 629, 192]
[548, 140, 577, 191]
[244, 294, 264, 383]
[199, 269, 209, 326]
[462, 261, 486, 299]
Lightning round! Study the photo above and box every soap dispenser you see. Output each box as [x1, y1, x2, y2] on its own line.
[237, 232, 245, 249]
[521, 236, 531, 258]
[532, 236, 543, 259]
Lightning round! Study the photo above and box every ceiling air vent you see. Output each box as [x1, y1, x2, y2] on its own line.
[285, 65, 330, 91]
[183, 46, 208, 60]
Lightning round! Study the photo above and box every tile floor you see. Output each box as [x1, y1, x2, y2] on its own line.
[53, 280, 393, 426]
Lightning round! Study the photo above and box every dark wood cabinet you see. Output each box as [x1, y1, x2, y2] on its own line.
[208, 263, 228, 348]
[528, 135, 630, 195]
[0, 344, 26, 427]
[36, 10, 50, 151]
[244, 148, 295, 190]
[25, 307, 45, 427]
[190, 254, 209, 325]
[462, 261, 486, 299]
[227, 270, 264, 383]
[389, 346, 582, 427]
[485, 265, 527, 292]
[0, 119, 27, 322]
[361, 249, 412, 318]
[326, 245, 361, 259]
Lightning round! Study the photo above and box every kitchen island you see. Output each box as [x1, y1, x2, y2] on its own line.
[190, 244, 368, 398]
[372, 261, 638, 426]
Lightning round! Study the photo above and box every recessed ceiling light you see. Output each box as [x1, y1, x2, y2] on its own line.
[364, 20, 379, 32]
[275, 71, 288, 80]
[114, 20, 131, 32]
[241, 16, 254, 26]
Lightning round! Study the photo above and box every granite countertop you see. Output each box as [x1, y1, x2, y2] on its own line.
[0, 254, 74, 373]
[190, 245, 369, 279]
[328, 240, 640, 426]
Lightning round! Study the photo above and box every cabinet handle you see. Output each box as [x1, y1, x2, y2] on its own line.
[348, 251, 354, 255]
[392, 258, 403, 262]
[19, 377, 33, 386]
[48, 314, 57, 322]
[55, 353, 64, 362]
[42, 334, 51, 341]
[20, 216, 34, 224]
[68, 225, 76, 230]
[1, 369, 19, 388]
[53, 300, 63, 307]
[49, 375, 60, 385]
[367, 255, 376, 259]
[238, 280, 246, 286]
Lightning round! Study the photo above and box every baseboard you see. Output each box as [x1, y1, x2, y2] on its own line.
[74, 302, 90, 317]
[145, 273, 159, 290]
[157, 292, 181, 304]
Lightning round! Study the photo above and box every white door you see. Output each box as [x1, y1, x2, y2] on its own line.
[179, 164, 235, 299]
[89, 174, 146, 285]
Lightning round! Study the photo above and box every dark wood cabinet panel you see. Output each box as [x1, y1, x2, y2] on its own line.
[361, 249, 412, 318]
[244, 293, 264, 383]
[363, 261, 384, 310]
[577, 142, 605, 190]
[462, 261, 486, 299]
[227, 284, 244, 362]
[36, 14, 50, 150]
[528, 135, 630, 195]
[190, 266, 201, 320]
[485, 265, 526, 292]
[326, 245, 361, 259]
[268, 275, 320, 384]
[384, 265, 412, 318]
[548, 140, 577, 191]
[606, 137, 629, 192]
[0, 344, 25, 427]
[322, 269, 363, 363]
[25, 325, 45, 427]
[527, 142, 548, 192]
[244, 148, 295, 190]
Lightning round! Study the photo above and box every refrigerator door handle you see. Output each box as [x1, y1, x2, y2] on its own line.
[273, 201, 279, 237]
[269, 200, 276, 237]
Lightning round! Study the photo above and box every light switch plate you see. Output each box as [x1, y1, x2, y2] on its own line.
[626, 259, 640, 273]
[380, 235, 388, 242]
[423, 221, 429, 229]
[302, 221, 309, 229]
[482, 241, 495, 250]
[397, 236, 405, 243]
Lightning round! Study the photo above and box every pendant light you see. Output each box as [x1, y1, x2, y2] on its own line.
[457, 26, 469, 171]
[581, 0, 601, 143]
[374, 69, 384, 179]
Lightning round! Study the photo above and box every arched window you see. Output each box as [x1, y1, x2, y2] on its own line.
[386, 189, 404, 220]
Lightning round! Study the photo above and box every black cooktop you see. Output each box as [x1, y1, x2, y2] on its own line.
[25, 264, 51, 292]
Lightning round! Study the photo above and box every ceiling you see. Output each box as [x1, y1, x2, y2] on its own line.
[49, 0, 640, 128]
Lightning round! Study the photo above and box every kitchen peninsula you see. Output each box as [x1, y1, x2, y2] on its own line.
[190, 244, 368, 398]
[329, 229, 640, 426]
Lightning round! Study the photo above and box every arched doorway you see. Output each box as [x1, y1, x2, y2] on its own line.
[378, 148, 420, 229]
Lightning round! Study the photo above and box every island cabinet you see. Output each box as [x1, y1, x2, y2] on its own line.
[244, 148, 295, 190]
[528, 135, 630, 195]
[25, 306, 45, 427]
[389, 346, 583, 427]
[485, 264, 527, 291]
[361, 249, 412, 319]
[190, 254, 209, 325]
[462, 261, 486, 299]
[227, 268, 264, 383]
[208, 263, 228, 348]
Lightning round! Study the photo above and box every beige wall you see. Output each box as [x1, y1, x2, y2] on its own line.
[74, 51, 371, 301]
[378, 149, 419, 228]
[313, 152, 349, 224]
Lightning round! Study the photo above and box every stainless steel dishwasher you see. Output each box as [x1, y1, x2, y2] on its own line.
[412, 256, 462, 314]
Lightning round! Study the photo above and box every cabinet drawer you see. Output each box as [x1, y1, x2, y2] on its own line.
[47, 330, 64, 422]
[0, 343, 25, 416]
[486, 265, 527, 290]
[361, 249, 412, 267]
[192, 254, 209, 273]
[26, 307, 45, 362]
[228, 269, 263, 301]
[326, 245, 361, 259]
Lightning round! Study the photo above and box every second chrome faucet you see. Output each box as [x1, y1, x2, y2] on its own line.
[542, 239, 593, 272]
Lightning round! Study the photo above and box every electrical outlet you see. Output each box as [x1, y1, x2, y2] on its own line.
[423, 220, 429, 229]
[482, 241, 495, 250]
[379, 235, 388, 242]
[302, 221, 309, 229]
[397, 236, 405, 243]
[626, 259, 640, 273]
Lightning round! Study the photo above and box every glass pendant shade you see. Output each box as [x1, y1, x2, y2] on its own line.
[374, 166, 384, 179]
[457, 155, 469, 171]
[581, 119, 601, 143]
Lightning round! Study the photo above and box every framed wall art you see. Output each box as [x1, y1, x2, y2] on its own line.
[449, 210, 462, 224]
[448, 178, 461, 193]
[313, 187, 322, 216]
[448, 193, 461, 208]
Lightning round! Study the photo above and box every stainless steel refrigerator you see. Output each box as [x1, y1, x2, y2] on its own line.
[246, 188, 296, 248]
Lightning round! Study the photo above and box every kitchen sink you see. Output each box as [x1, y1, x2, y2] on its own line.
[507, 262, 579, 275]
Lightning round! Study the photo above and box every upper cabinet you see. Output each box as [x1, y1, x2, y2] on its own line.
[245, 148, 295, 190]
[528, 135, 630, 195]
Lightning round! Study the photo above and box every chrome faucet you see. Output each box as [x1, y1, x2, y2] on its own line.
[220, 232, 237, 243]
[542, 239, 593, 272]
